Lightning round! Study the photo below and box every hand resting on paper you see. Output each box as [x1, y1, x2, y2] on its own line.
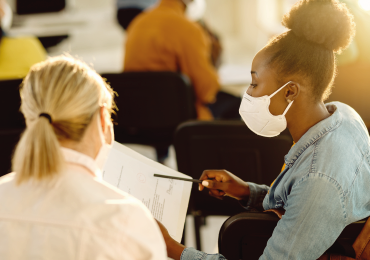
[199, 170, 250, 201]
[156, 220, 185, 260]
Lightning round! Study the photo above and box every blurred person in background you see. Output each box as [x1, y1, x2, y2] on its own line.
[124, 0, 240, 121]
[116, 0, 158, 30]
[0, 0, 46, 80]
[154, 0, 370, 259]
[0, 56, 167, 260]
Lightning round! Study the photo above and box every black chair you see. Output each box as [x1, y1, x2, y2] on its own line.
[16, 0, 66, 14]
[218, 211, 367, 260]
[0, 129, 23, 176]
[0, 79, 25, 176]
[102, 72, 196, 161]
[174, 120, 293, 250]
[0, 79, 25, 129]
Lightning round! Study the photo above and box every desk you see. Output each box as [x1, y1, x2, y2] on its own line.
[218, 64, 251, 97]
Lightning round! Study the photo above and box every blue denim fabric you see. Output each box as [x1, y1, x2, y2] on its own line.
[181, 102, 370, 260]
[116, 0, 158, 9]
[181, 248, 226, 260]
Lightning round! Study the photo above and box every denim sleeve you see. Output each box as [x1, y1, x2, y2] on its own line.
[181, 248, 226, 260]
[239, 182, 269, 210]
[260, 174, 347, 260]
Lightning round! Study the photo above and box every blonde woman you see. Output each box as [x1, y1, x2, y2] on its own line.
[0, 56, 167, 260]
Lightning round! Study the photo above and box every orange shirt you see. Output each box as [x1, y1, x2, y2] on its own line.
[124, 0, 220, 120]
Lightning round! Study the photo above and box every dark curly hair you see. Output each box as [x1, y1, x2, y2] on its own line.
[265, 0, 356, 101]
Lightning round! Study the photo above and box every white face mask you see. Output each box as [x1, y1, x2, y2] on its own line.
[185, 0, 206, 21]
[239, 81, 294, 137]
[95, 110, 114, 170]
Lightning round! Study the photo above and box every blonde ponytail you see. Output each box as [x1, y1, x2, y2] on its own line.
[13, 55, 115, 184]
[13, 116, 64, 183]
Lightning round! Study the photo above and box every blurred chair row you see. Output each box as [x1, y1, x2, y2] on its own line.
[0, 72, 292, 251]
[0, 72, 196, 174]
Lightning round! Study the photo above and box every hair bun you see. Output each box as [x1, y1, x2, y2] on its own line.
[282, 0, 355, 53]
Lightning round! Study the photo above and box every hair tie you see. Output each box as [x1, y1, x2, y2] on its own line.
[39, 113, 52, 124]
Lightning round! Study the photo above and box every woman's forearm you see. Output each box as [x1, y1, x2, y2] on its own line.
[167, 240, 186, 260]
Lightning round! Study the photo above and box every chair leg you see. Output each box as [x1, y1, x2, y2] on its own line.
[194, 215, 203, 251]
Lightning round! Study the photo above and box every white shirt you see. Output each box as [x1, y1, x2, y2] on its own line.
[0, 148, 167, 260]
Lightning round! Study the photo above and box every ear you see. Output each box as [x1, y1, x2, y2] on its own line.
[99, 106, 106, 132]
[284, 82, 300, 103]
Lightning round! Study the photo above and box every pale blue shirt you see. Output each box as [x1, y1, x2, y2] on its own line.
[116, 0, 158, 10]
[181, 102, 370, 260]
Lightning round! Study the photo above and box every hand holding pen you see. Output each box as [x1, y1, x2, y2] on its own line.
[154, 170, 250, 201]
[198, 170, 250, 201]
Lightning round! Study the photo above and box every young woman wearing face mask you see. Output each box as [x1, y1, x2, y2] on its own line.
[0, 56, 168, 260]
[156, 0, 370, 259]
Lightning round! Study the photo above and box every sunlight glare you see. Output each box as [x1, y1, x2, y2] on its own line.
[359, 0, 370, 11]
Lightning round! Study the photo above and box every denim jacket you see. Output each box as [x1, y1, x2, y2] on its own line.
[181, 102, 370, 260]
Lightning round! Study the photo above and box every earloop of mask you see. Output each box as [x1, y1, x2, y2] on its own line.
[282, 101, 294, 116]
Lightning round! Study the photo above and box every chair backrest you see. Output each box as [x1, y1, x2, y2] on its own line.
[0, 79, 25, 176]
[102, 72, 196, 146]
[0, 129, 24, 176]
[0, 79, 25, 129]
[16, 0, 66, 14]
[218, 212, 367, 260]
[174, 120, 293, 217]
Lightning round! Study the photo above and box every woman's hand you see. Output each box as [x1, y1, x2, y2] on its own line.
[199, 170, 250, 201]
[156, 220, 186, 260]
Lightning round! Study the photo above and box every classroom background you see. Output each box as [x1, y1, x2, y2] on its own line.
[2, 0, 370, 254]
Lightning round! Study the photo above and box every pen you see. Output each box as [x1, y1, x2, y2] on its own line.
[154, 174, 202, 183]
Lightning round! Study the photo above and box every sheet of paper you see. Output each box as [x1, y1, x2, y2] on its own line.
[103, 142, 192, 242]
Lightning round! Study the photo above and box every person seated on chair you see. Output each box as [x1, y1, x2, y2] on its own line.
[0, 0, 46, 80]
[155, 0, 370, 259]
[0, 56, 167, 259]
[124, 0, 240, 120]
[116, 0, 158, 30]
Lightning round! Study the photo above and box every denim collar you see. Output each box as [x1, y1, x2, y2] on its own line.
[158, 0, 186, 15]
[284, 103, 342, 168]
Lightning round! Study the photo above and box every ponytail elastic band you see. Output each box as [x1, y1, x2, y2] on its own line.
[39, 113, 52, 124]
